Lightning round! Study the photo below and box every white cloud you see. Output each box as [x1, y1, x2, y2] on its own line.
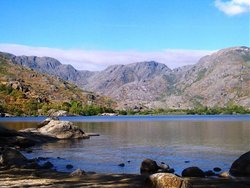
[0, 43, 214, 71]
[215, 0, 250, 16]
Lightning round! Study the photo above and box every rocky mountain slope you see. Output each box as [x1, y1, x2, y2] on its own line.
[168, 46, 250, 109]
[1, 46, 249, 110]
[0, 54, 114, 116]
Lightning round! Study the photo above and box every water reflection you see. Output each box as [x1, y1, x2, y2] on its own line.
[1, 117, 250, 174]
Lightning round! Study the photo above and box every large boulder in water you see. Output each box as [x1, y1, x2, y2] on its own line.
[182, 166, 205, 178]
[140, 159, 159, 174]
[145, 173, 191, 188]
[230, 151, 250, 177]
[38, 120, 89, 139]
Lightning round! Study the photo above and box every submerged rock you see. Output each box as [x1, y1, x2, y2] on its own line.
[38, 120, 89, 139]
[118, 163, 125, 167]
[140, 159, 159, 174]
[230, 151, 250, 177]
[145, 173, 191, 188]
[182, 167, 205, 178]
[66, 164, 73, 169]
[213, 167, 221, 172]
[42, 161, 54, 169]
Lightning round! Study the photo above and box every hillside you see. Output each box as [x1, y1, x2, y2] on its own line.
[150, 46, 250, 109]
[1, 46, 249, 110]
[0, 54, 115, 116]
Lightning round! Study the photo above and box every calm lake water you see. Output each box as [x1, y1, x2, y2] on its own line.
[0, 115, 250, 175]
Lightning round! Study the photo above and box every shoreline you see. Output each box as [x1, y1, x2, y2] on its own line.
[1, 118, 250, 187]
[1, 164, 250, 187]
[0, 114, 250, 122]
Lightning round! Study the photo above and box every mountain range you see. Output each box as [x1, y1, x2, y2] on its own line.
[0, 53, 113, 116]
[0, 46, 249, 110]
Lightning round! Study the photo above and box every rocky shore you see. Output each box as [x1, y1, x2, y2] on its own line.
[1, 119, 250, 187]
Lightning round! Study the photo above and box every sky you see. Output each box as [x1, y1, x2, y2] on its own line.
[0, 0, 249, 70]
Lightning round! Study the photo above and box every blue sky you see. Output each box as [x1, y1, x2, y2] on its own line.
[0, 0, 249, 70]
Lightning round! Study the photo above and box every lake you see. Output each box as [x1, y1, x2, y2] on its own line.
[0, 115, 250, 175]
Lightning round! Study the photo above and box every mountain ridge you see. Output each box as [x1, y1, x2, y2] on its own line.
[0, 46, 249, 109]
[0, 54, 115, 116]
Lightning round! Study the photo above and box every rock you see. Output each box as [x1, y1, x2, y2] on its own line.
[204, 170, 216, 177]
[19, 128, 38, 133]
[140, 159, 159, 174]
[3, 113, 14, 117]
[118, 163, 125, 167]
[66, 164, 73, 169]
[12, 136, 36, 148]
[42, 161, 53, 169]
[38, 120, 89, 139]
[219, 171, 231, 178]
[100, 113, 118, 116]
[38, 117, 59, 128]
[158, 164, 175, 173]
[86, 133, 100, 137]
[48, 109, 68, 117]
[166, 168, 175, 173]
[0, 148, 29, 167]
[145, 173, 191, 188]
[158, 164, 170, 170]
[70, 168, 85, 177]
[182, 167, 205, 178]
[229, 151, 250, 177]
[213, 167, 221, 172]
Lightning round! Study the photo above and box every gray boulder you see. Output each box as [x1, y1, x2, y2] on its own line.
[230, 151, 250, 177]
[38, 120, 89, 139]
[145, 173, 191, 188]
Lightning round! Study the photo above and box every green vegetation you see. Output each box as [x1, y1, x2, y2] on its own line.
[0, 96, 115, 116]
[116, 105, 250, 116]
[186, 104, 250, 115]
